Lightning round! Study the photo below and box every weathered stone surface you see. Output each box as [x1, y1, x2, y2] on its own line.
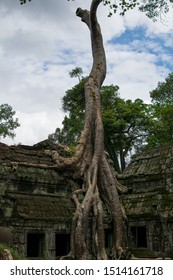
[0, 141, 173, 259]
[0, 226, 13, 244]
[119, 145, 173, 258]
[0, 140, 78, 259]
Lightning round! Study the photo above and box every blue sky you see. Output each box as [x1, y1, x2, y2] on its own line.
[111, 26, 173, 69]
[0, 0, 173, 145]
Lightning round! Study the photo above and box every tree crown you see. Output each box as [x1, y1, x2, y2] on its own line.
[19, 0, 171, 21]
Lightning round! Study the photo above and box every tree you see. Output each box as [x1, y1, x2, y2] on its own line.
[150, 73, 173, 105]
[69, 67, 83, 82]
[0, 104, 20, 139]
[19, 0, 171, 259]
[50, 82, 151, 172]
[102, 93, 151, 172]
[146, 73, 173, 147]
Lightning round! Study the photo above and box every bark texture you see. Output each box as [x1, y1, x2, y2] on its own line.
[14, 0, 128, 259]
[58, 0, 128, 259]
[1, 249, 13, 260]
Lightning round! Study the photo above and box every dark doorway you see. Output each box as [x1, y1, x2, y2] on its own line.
[27, 233, 45, 258]
[55, 234, 70, 258]
[104, 228, 113, 249]
[131, 226, 147, 248]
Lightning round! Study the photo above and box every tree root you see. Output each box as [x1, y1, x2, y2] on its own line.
[6, 0, 130, 260]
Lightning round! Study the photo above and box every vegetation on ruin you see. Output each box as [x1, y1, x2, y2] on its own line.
[18, 0, 172, 259]
[50, 78, 152, 172]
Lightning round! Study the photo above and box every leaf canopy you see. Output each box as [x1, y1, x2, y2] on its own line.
[19, 0, 171, 21]
[0, 104, 20, 139]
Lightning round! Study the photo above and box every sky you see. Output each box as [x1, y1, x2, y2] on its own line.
[1, 0, 173, 146]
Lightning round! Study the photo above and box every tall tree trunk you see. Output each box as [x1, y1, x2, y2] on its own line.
[17, 0, 128, 259]
[105, 136, 121, 173]
[58, 0, 128, 259]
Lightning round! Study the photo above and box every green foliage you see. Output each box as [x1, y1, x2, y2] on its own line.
[19, 0, 171, 21]
[139, 0, 169, 21]
[50, 71, 173, 169]
[50, 81, 151, 172]
[0, 104, 20, 139]
[103, 0, 139, 17]
[147, 73, 173, 147]
[103, 0, 170, 20]
[101, 87, 151, 171]
[69, 67, 83, 82]
[150, 73, 173, 105]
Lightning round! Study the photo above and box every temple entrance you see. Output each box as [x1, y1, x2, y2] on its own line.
[104, 228, 113, 249]
[27, 233, 45, 258]
[55, 233, 70, 258]
[131, 226, 147, 248]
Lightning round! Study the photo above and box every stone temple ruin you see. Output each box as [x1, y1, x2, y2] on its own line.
[0, 140, 173, 259]
[119, 145, 173, 258]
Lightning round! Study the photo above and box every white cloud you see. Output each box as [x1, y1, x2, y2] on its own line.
[0, 0, 173, 146]
[123, 3, 173, 35]
[105, 44, 168, 102]
[4, 110, 64, 146]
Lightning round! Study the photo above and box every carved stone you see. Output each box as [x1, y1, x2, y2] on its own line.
[0, 141, 173, 259]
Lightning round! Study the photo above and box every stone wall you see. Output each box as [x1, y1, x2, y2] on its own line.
[1, 141, 173, 259]
[0, 141, 78, 259]
[119, 145, 173, 258]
